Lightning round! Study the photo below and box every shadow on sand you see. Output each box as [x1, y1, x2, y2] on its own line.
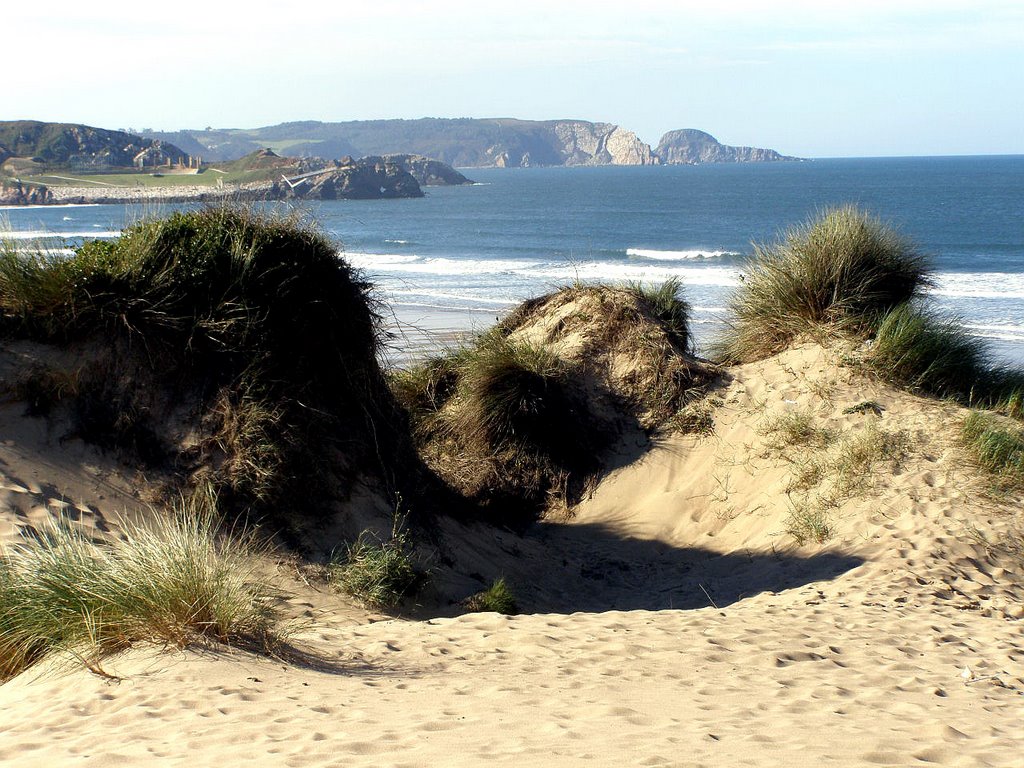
[460, 519, 864, 615]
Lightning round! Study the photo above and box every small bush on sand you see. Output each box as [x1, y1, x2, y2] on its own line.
[330, 521, 421, 610]
[0, 503, 279, 681]
[962, 411, 1024, 482]
[464, 577, 518, 615]
[718, 206, 931, 363]
[459, 333, 580, 461]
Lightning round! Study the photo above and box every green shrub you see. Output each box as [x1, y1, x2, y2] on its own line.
[464, 577, 517, 614]
[718, 205, 931, 362]
[0, 503, 279, 681]
[330, 522, 421, 609]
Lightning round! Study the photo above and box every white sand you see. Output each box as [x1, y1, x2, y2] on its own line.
[1, 343, 1022, 766]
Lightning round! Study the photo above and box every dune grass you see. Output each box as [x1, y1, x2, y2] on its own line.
[0, 505, 280, 681]
[961, 411, 1024, 482]
[457, 332, 581, 461]
[713, 205, 1024, 419]
[329, 520, 421, 610]
[866, 302, 991, 399]
[464, 577, 518, 615]
[625, 277, 692, 351]
[718, 205, 931, 363]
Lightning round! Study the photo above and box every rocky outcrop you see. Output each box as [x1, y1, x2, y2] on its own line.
[654, 129, 798, 164]
[383, 154, 473, 185]
[0, 181, 52, 205]
[270, 156, 423, 200]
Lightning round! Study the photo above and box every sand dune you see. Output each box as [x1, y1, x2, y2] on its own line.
[2, 343, 1023, 766]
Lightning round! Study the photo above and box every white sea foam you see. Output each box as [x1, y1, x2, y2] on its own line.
[531, 262, 742, 287]
[392, 288, 518, 306]
[964, 323, 1024, 342]
[345, 252, 743, 287]
[390, 301, 503, 314]
[384, 239, 410, 244]
[627, 248, 736, 261]
[2, 230, 121, 240]
[929, 272, 1024, 300]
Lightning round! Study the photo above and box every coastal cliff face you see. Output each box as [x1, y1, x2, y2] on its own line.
[654, 129, 796, 164]
[553, 122, 657, 166]
[145, 119, 661, 168]
[0, 181, 52, 206]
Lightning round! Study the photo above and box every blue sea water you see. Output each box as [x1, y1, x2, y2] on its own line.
[4, 156, 1024, 363]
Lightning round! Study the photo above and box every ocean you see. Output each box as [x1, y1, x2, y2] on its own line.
[4, 156, 1023, 365]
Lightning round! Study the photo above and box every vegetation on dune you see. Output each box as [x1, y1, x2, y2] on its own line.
[0, 503, 280, 682]
[390, 282, 716, 524]
[718, 205, 931, 364]
[962, 411, 1024, 484]
[716, 205, 1024, 419]
[464, 577, 518, 615]
[329, 518, 423, 610]
[0, 206, 421, 531]
[763, 407, 912, 545]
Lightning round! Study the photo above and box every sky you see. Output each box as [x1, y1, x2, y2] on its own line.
[8, 0, 1023, 157]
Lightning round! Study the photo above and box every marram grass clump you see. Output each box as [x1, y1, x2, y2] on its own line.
[329, 521, 422, 610]
[962, 411, 1024, 482]
[0, 505, 280, 681]
[464, 577, 518, 615]
[1, 206, 418, 529]
[718, 205, 931, 363]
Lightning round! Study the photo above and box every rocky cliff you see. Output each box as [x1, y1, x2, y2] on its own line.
[383, 154, 473, 185]
[0, 180, 52, 206]
[654, 129, 797, 164]
[269, 156, 424, 200]
[144, 119, 660, 168]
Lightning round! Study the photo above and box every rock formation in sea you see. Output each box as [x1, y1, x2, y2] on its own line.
[654, 129, 798, 164]
[383, 154, 474, 186]
[270, 156, 424, 200]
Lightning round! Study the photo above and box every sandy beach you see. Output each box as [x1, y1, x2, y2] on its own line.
[2, 339, 1021, 766]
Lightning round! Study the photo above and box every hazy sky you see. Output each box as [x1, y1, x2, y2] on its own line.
[9, 0, 1023, 157]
